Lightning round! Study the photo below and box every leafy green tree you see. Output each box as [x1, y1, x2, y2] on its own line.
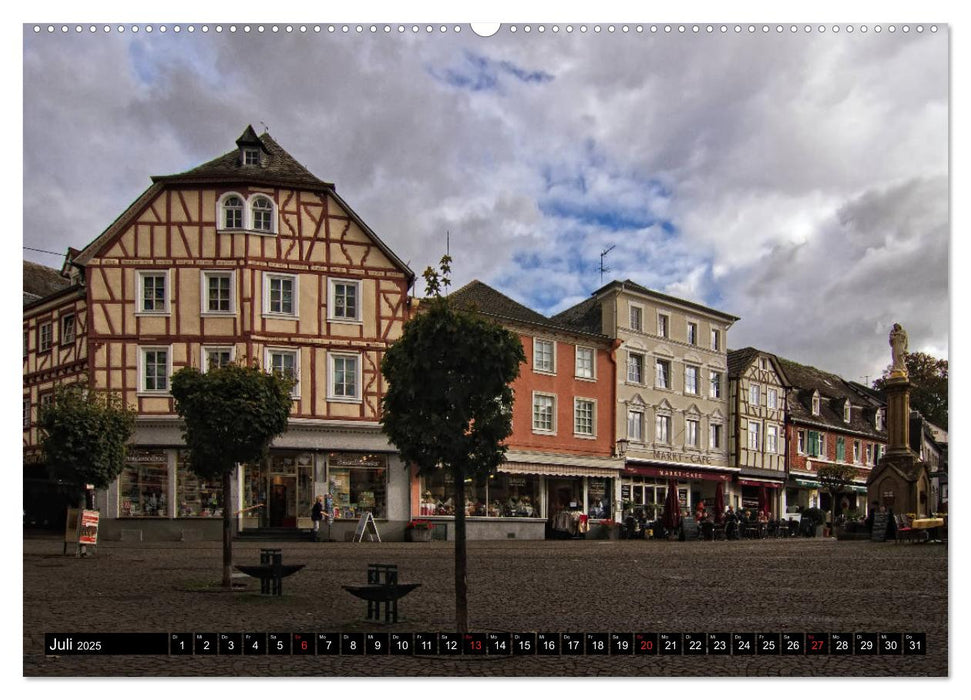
[816, 463, 859, 526]
[171, 361, 294, 588]
[381, 256, 526, 632]
[39, 384, 136, 508]
[874, 352, 948, 429]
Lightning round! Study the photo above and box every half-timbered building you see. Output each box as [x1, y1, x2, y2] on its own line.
[727, 348, 790, 517]
[24, 126, 416, 540]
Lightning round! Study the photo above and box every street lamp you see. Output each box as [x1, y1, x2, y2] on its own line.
[616, 439, 629, 457]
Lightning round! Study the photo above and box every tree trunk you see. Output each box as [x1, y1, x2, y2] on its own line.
[222, 469, 234, 588]
[453, 461, 469, 633]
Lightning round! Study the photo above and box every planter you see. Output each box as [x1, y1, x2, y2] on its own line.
[405, 528, 433, 542]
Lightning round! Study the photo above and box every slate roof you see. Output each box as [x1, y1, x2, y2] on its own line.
[449, 280, 609, 341]
[727, 347, 761, 378]
[776, 356, 885, 439]
[549, 295, 603, 336]
[23, 260, 71, 305]
[151, 128, 333, 191]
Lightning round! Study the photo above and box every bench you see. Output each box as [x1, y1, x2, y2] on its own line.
[234, 548, 305, 595]
[342, 563, 421, 623]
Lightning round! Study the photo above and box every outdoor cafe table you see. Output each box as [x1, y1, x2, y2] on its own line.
[911, 517, 945, 542]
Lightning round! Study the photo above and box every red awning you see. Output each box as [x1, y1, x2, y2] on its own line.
[737, 479, 783, 489]
[626, 464, 733, 483]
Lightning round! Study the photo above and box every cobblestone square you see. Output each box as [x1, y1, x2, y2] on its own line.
[23, 536, 947, 677]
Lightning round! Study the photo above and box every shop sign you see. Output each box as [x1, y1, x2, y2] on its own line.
[125, 449, 166, 465]
[79, 510, 100, 545]
[626, 464, 731, 482]
[329, 452, 388, 468]
[651, 450, 712, 465]
[621, 484, 631, 501]
[505, 476, 527, 487]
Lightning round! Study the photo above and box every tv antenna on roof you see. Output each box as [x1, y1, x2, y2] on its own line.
[599, 245, 615, 285]
[260, 121, 270, 133]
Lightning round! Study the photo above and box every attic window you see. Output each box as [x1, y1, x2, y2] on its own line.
[243, 148, 260, 166]
[811, 392, 820, 416]
[843, 401, 851, 423]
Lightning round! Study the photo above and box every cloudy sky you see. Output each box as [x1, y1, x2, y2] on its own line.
[20, 19, 949, 384]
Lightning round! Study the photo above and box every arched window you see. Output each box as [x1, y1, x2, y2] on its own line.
[222, 195, 244, 229]
[251, 196, 274, 232]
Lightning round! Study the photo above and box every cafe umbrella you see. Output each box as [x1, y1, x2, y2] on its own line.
[714, 481, 725, 524]
[662, 479, 681, 533]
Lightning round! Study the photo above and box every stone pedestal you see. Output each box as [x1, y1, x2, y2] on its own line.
[884, 375, 911, 456]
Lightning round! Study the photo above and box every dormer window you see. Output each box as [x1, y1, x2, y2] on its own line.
[223, 195, 244, 229]
[251, 196, 274, 232]
[811, 392, 820, 416]
[843, 401, 852, 423]
[876, 408, 885, 431]
[243, 148, 260, 166]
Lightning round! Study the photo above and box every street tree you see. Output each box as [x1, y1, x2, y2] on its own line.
[816, 463, 859, 527]
[873, 351, 948, 430]
[39, 384, 136, 508]
[171, 361, 294, 588]
[381, 256, 526, 632]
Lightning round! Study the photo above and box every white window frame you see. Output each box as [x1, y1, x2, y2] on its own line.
[138, 346, 172, 394]
[201, 270, 236, 315]
[750, 384, 760, 407]
[60, 313, 76, 344]
[533, 338, 556, 374]
[249, 195, 277, 234]
[218, 192, 246, 230]
[747, 421, 761, 451]
[876, 408, 885, 432]
[38, 321, 53, 352]
[263, 272, 298, 317]
[797, 430, 806, 455]
[328, 352, 362, 403]
[685, 418, 699, 448]
[657, 313, 669, 338]
[844, 402, 852, 423]
[627, 351, 645, 384]
[853, 440, 861, 464]
[767, 388, 778, 410]
[767, 424, 779, 453]
[201, 345, 235, 372]
[686, 321, 698, 346]
[575, 346, 595, 380]
[627, 409, 644, 442]
[629, 303, 644, 332]
[709, 423, 722, 449]
[655, 358, 671, 389]
[709, 370, 722, 399]
[866, 444, 873, 465]
[684, 365, 699, 395]
[532, 392, 556, 434]
[242, 148, 260, 166]
[328, 278, 363, 323]
[574, 398, 596, 438]
[655, 413, 671, 445]
[265, 347, 301, 398]
[811, 392, 821, 416]
[136, 270, 171, 315]
[710, 328, 720, 351]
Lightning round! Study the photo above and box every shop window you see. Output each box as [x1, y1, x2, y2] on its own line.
[327, 452, 388, 520]
[421, 469, 541, 518]
[119, 450, 169, 517]
[587, 478, 612, 519]
[176, 454, 223, 517]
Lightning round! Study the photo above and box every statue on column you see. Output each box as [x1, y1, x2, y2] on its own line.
[889, 323, 909, 377]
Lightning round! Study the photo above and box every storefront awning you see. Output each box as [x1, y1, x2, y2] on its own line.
[624, 464, 733, 482]
[500, 463, 621, 478]
[737, 479, 784, 489]
[792, 479, 820, 488]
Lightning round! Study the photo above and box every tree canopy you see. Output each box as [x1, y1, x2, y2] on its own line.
[171, 361, 295, 478]
[171, 361, 294, 587]
[380, 257, 526, 631]
[816, 463, 859, 522]
[39, 384, 135, 505]
[874, 351, 948, 430]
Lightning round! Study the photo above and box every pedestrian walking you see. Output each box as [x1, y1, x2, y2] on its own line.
[311, 495, 324, 541]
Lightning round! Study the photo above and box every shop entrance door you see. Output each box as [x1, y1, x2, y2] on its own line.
[269, 476, 297, 527]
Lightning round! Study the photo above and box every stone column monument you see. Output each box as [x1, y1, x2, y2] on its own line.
[867, 324, 931, 517]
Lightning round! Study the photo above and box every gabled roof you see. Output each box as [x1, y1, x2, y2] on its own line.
[597, 279, 740, 323]
[777, 356, 885, 439]
[450, 280, 609, 341]
[23, 260, 70, 304]
[69, 127, 413, 284]
[549, 295, 603, 336]
[152, 128, 332, 190]
[727, 347, 760, 378]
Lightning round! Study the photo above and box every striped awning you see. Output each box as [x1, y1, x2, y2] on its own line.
[500, 462, 622, 478]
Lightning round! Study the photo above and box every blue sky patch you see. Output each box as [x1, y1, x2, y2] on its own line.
[431, 50, 554, 93]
